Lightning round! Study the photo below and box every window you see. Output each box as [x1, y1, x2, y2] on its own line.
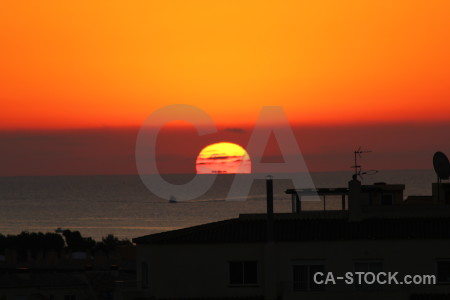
[354, 260, 383, 290]
[229, 261, 257, 285]
[437, 261, 450, 283]
[354, 261, 382, 272]
[292, 264, 325, 291]
[64, 296, 76, 300]
[141, 261, 149, 288]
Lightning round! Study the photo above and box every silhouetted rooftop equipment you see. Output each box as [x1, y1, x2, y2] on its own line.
[266, 175, 274, 242]
[433, 151, 450, 180]
[351, 147, 378, 180]
[433, 151, 450, 203]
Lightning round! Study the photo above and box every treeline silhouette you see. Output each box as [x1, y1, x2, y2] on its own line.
[0, 230, 131, 261]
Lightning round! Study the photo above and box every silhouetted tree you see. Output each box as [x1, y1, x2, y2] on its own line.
[0, 231, 65, 261]
[9, 232, 31, 261]
[43, 232, 65, 257]
[94, 234, 131, 257]
[62, 230, 95, 252]
[0, 230, 130, 260]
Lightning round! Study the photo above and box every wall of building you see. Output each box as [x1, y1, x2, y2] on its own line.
[137, 243, 265, 299]
[0, 287, 90, 300]
[272, 239, 450, 299]
[137, 239, 450, 300]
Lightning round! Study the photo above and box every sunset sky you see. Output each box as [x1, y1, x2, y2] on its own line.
[1, 1, 450, 176]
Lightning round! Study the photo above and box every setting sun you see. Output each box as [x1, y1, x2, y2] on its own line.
[196, 142, 251, 174]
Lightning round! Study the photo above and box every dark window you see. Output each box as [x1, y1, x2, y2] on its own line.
[293, 264, 325, 292]
[354, 261, 383, 290]
[64, 296, 76, 300]
[229, 261, 257, 285]
[141, 262, 149, 288]
[354, 261, 382, 272]
[437, 261, 450, 283]
[381, 194, 393, 205]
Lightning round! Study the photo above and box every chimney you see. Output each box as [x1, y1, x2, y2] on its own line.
[266, 175, 274, 242]
[348, 175, 362, 221]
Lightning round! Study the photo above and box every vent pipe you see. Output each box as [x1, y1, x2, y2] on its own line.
[266, 175, 274, 242]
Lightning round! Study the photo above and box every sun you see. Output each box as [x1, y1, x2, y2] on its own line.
[196, 142, 251, 174]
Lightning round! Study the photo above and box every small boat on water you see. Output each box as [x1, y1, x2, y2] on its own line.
[169, 196, 177, 203]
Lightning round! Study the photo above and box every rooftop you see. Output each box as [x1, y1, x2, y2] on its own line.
[133, 213, 450, 245]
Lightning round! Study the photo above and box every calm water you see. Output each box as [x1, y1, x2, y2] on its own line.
[0, 170, 437, 240]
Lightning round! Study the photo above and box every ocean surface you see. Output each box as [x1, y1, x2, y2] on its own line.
[0, 170, 437, 241]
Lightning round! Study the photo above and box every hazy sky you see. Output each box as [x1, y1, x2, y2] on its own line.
[1, 123, 449, 176]
[0, 1, 449, 175]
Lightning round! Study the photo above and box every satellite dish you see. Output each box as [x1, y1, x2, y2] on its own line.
[433, 151, 450, 180]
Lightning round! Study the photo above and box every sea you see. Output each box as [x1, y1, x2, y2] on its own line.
[0, 169, 438, 241]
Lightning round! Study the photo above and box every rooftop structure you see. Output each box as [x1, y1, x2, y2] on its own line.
[132, 152, 450, 300]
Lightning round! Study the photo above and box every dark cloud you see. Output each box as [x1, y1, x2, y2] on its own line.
[224, 128, 246, 134]
[206, 155, 244, 160]
[207, 156, 230, 160]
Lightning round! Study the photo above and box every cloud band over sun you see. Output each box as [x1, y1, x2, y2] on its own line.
[195, 142, 251, 174]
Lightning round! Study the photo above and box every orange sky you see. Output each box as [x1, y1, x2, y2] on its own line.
[1, 1, 450, 129]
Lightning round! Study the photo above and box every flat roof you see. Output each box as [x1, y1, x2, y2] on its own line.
[133, 215, 450, 245]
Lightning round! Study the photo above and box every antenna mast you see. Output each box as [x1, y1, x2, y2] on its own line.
[351, 147, 372, 178]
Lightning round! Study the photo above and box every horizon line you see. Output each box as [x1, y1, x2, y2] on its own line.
[0, 168, 435, 179]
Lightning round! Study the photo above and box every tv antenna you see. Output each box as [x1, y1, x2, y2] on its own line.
[351, 147, 378, 179]
[433, 151, 450, 201]
[433, 151, 450, 181]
